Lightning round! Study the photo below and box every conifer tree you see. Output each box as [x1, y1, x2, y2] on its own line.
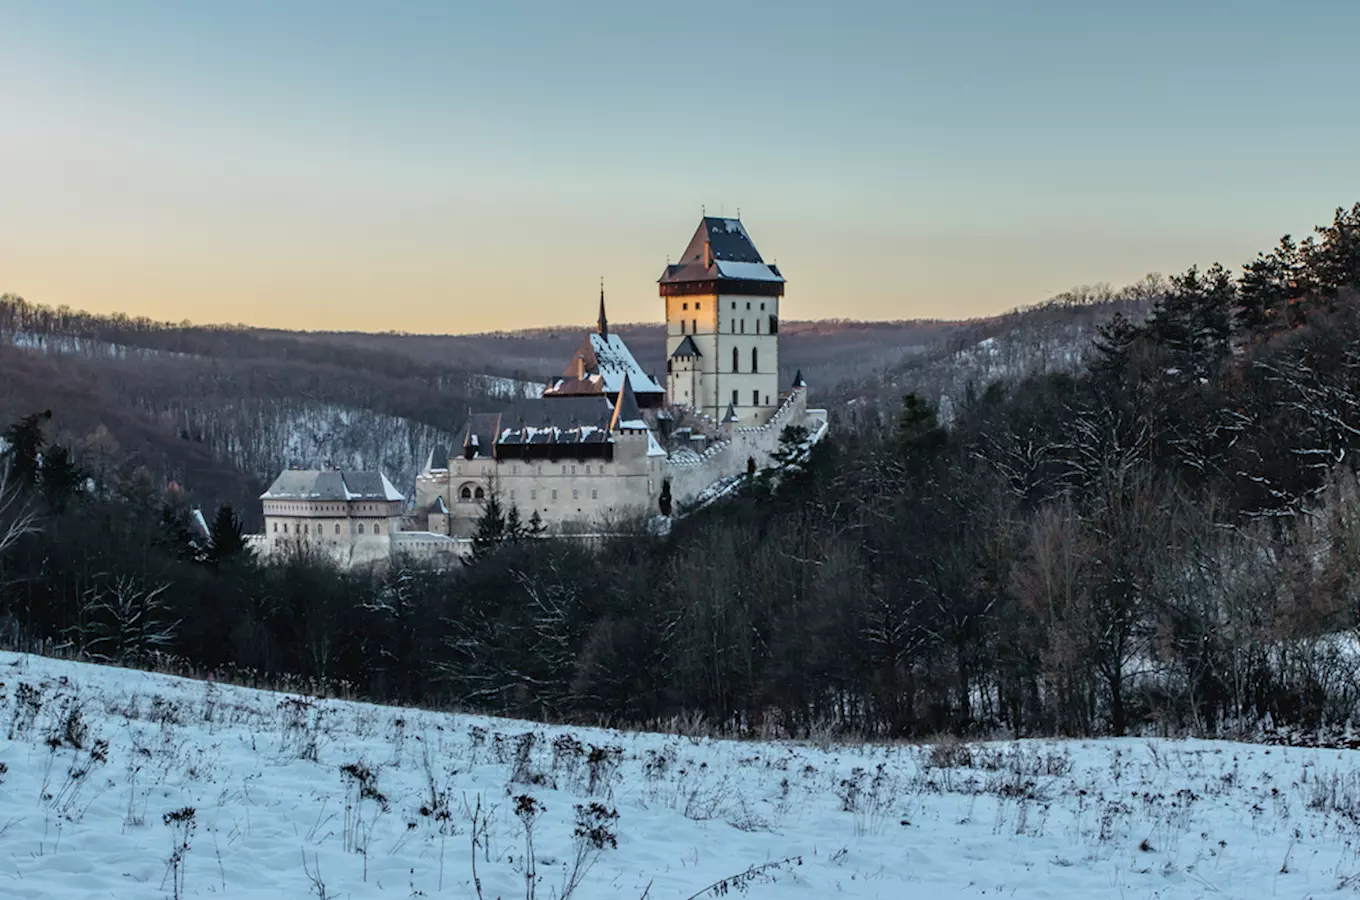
[39, 443, 85, 513]
[527, 509, 546, 536]
[2, 410, 50, 488]
[897, 394, 946, 471]
[1145, 263, 1236, 380]
[658, 480, 673, 517]
[1089, 312, 1142, 382]
[505, 503, 525, 542]
[470, 493, 507, 561]
[1238, 235, 1301, 334]
[208, 504, 250, 564]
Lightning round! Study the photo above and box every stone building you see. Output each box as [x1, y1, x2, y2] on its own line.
[259, 469, 406, 567]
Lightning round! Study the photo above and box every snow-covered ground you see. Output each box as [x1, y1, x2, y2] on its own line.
[3, 652, 1360, 898]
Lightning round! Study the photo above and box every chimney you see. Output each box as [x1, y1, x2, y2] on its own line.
[703, 239, 713, 269]
[577, 354, 585, 379]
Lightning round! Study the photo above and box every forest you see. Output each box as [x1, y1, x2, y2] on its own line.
[3, 203, 1360, 741]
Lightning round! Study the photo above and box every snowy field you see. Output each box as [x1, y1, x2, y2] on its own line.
[3, 653, 1360, 898]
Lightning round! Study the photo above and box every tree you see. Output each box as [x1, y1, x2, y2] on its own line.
[1238, 235, 1301, 334]
[658, 480, 673, 517]
[3, 410, 50, 488]
[897, 394, 946, 473]
[208, 505, 250, 565]
[506, 503, 525, 542]
[470, 492, 508, 562]
[40, 443, 85, 513]
[1145, 263, 1236, 380]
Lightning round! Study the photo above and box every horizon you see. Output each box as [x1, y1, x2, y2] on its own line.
[3, 1, 1357, 334]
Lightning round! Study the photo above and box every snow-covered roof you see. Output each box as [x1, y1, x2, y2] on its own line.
[260, 470, 405, 502]
[659, 217, 785, 289]
[543, 332, 664, 400]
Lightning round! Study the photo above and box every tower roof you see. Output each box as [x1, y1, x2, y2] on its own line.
[597, 284, 609, 338]
[608, 380, 647, 431]
[670, 335, 702, 358]
[659, 217, 784, 292]
[722, 402, 740, 424]
[791, 368, 807, 389]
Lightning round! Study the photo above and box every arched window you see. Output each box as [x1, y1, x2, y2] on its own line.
[460, 485, 472, 500]
[474, 487, 485, 500]
[375, 522, 382, 533]
[334, 523, 340, 534]
[732, 346, 739, 373]
[358, 523, 365, 534]
[751, 347, 758, 372]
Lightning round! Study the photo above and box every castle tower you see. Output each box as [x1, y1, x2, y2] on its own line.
[659, 217, 784, 426]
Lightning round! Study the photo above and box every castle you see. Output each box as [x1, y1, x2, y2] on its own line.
[259, 216, 828, 564]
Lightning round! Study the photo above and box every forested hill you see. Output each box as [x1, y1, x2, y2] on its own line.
[4, 203, 1360, 744]
[0, 298, 957, 518]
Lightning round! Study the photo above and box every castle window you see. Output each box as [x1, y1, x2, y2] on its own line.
[552, 489, 558, 500]
[691, 319, 696, 333]
[730, 319, 735, 331]
[769, 315, 778, 334]
[740, 319, 745, 334]
[680, 320, 686, 335]
[474, 487, 485, 500]
[272, 522, 277, 533]
[283, 524, 288, 534]
[695, 302, 701, 310]
[591, 489, 598, 500]
[561, 465, 567, 475]
[358, 523, 365, 534]
[335, 523, 340, 534]
[752, 347, 758, 372]
[667, 360, 673, 373]
[755, 319, 760, 334]
[732, 346, 739, 373]
[585, 465, 591, 474]
[746, 301, 751, 310]
[531, 489, 537, 500]
[460, 486, 472, 500]
[731, 301, 736, 309]
[682, 302, 688, 310]
[509, 489, 515, 499]
[753, 389, 759, 406]
[760, 302, 765, 310]
[732, 389, 738, 406]
[765, 395, 770, 405]
[375, 522, 382, 533]
[572, 489, 579, 500]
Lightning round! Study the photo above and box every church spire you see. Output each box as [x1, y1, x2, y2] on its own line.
[597, 278, 609, 338]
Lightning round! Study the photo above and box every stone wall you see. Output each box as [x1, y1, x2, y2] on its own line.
[665, 386, 826, 506]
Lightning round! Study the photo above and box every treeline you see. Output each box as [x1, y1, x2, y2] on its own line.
[5, 204, 1360, 741]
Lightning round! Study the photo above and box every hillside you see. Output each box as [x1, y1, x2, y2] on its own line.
[0, 295, 962, 518]
[2, 650, 1354, 899]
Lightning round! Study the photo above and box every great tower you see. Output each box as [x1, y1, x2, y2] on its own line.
[659, 217, 784, 426]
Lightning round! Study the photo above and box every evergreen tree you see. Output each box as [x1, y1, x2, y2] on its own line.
[1145, 263, 1236, 380]
[157, 504, 202, 563]
[505, 503, 525, 542]
[1304, 202, 1360, 294]
[658, 480, 673, 517]
[527, 509, 546, 536]
[469, 492, 507, 561]
[3, 410, 50, 488]
[39, 443, 85, 513]
[1238, 235, 1301, 334]
[1089, 312, 1142, 382]
[208, 504, 250, 565]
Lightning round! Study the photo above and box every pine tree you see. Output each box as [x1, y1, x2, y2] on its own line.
[527, 509, 546, 536]
[470, 493, 507, 561]
[657, 480, 673, 517]
[208, 504, 250, 565]
[2, 410, 50, 488]
[1145, 263, 1236, 380]
[1304, 203, 1360, 295]
[39, 443, 85, 513]
[505, 503, 525, 542]
[1238, 235, 1301, 334]
[897, 394, 946, 470]
[1089, 312, 1142, 382]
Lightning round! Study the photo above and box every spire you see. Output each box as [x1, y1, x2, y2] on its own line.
[597, 278, 609, 338]
[722, 402, 740, 424]
[791, 369, 807, 389]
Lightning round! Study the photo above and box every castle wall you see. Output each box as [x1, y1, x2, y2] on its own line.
[666, 292, 779, 426]
[425, 429, 666, 536]
[665, 387, 824, 507]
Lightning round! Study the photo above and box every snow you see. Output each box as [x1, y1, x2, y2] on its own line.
[6, 652, 1360, 898]
[378, 473, 406, 502]
[714, 260, 783, 282]
[588, 334, 664, 396]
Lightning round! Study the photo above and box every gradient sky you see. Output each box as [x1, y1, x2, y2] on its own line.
[2, 1, 1357, 333]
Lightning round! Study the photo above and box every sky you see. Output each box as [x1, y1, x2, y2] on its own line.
[2, 1, 1358, 334]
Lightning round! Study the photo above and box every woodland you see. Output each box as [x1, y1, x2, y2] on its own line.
[4, 204, 1360, 741]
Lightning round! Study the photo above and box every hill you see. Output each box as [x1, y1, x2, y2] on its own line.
[2, 650, 1353, 899]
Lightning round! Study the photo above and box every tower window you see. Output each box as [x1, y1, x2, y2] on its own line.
[683, 302, 689, 310]
[755, 320, 760, 334]
[769, 315, 778, 334]
[474, 486, 485, 500]
[335, 523, 340, 534]
[691, 319, 696, 333]
[732, 346, 739, 373]
[358, 523, 365, 534]
[732, 389, 739, 406]
[752, 347, 758, 372]
[552, 489, 558, 500]
[753, 389, 759, 406]
[761, 302, 765, 310]
[746, 301, 751, 310]
[730, 319, 735, 331]
[695, 302, 701, 310]
[740, 320, 745, 334]
[731, 301, 736, 309]
[680, 320, 686, 334]
[765, 395, 770, 405]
